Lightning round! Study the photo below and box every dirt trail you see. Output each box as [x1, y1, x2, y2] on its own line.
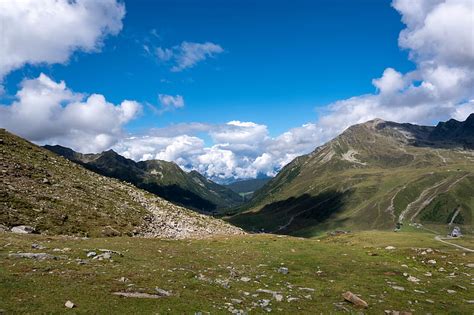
[434, 235, 474, 253]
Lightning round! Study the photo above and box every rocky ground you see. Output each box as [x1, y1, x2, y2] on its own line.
[128, 188, 245, 239]
[0, 230, 472, 314]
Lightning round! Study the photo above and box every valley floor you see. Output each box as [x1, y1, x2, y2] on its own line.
[0, 230, 473, 314]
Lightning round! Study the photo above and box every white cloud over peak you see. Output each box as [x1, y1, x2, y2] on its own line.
[0, 0, 125, 80]
[309, 0, 474, 138]
[0, 74, 141, 153]
[113, 121, 324, 181]
[155, 41, 224, 72]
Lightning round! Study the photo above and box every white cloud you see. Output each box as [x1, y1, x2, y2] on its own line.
[0, 74, 141, 153]
[159, 94, 185, 109]
[372, 68, 406, 94]
[113, 120, 323, 181]
[307, 0, 474, 137]
[155, 41, 224, 72]
[0, 0, 125, 80]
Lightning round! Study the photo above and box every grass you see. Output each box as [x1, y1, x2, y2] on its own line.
[1, 230, 473, 314]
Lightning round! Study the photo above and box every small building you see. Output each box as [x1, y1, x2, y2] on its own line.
[450, 226, 462, 237]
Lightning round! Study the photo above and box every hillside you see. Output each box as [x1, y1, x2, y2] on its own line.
[0, 129, 243, 238]
[44, 146, 243, 213]
[229, 115, 474, 236]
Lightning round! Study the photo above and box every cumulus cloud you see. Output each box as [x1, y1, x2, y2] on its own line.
[0, 0, 125, 80]
[159, 94, 185, 109]
[155, 41, 224, 72]
[0, 74, 141, 153]
[308, 0, 474, 138]
[113, 120, 322, 181]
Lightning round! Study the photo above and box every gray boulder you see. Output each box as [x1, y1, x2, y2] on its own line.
[11, 225, 35, 234]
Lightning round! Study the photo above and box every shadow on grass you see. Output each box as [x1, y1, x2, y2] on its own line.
[229, 189, 352, 236]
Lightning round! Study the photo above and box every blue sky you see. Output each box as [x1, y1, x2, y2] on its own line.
[3, 0, 413, 137]
[1, 0, 473, 181]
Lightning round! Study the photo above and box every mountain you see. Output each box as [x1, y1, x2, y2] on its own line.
[229, 114, 474, 236]
[44, 145, 243, 213]
[225, 177, 272, 201]
[0, 129, 243, 238]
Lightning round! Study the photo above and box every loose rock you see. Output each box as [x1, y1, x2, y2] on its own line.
[65, 301, 75, 309]
[10, 225, 35, 234]
[342, 291, 368, 308]
[277, 267, 289, 274]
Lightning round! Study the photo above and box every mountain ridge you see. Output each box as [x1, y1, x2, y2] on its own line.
[44, 145, 243, 213]
[229, 115, 474, 236]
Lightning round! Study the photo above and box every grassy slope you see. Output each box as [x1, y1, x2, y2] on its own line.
[0, 129, 241, 238]
[1, 230, 472, 313]
[229, 121, 474, 236]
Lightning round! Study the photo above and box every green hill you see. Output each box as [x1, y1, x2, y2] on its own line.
[44, 145, 243, 213]
[229, 115, 474, 236]
[0, 129, 243, 238]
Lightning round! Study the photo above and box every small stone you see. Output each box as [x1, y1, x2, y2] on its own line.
[342, 291, 368, 308]
[407, 276, 420, 283]
[231, 299, 242, 304]
[385, 246, 396, 250]
[466, 263, 474, 268]
[277, 267, 289, 275]
[240, 277, 251, 282]
[447, 289, 456, 294]
[65, 301, 75, 309]
[426, 299, 434, 304]
[274, 294, 283, 302]
[391, 286, 405, 291]
[86, 251, 97, 258]
[427, 259, 436, 265]
[155, 288, 171, 297]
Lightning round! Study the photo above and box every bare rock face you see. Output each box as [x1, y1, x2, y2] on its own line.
[10, 225, 35, 234]
[342, 291, 368, 308]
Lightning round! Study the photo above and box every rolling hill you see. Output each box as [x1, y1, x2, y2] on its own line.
[0, 129, 243, 238]
[44, 145, 243, 213]
[229, 115, 474, 236]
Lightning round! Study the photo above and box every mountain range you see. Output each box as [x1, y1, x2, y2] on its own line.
[44, 145, 243, 213]
[0, 129, 243, 237]
[229, 114, 474, 236]
[2, 115, 473, 238]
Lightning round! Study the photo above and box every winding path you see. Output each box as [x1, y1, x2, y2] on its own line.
[434, 235, 474, 253]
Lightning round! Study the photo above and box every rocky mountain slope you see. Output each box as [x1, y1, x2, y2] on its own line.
[44, 145, 243, 213]
[0, 129, 244, 238]
[230, 114, 474, 236]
